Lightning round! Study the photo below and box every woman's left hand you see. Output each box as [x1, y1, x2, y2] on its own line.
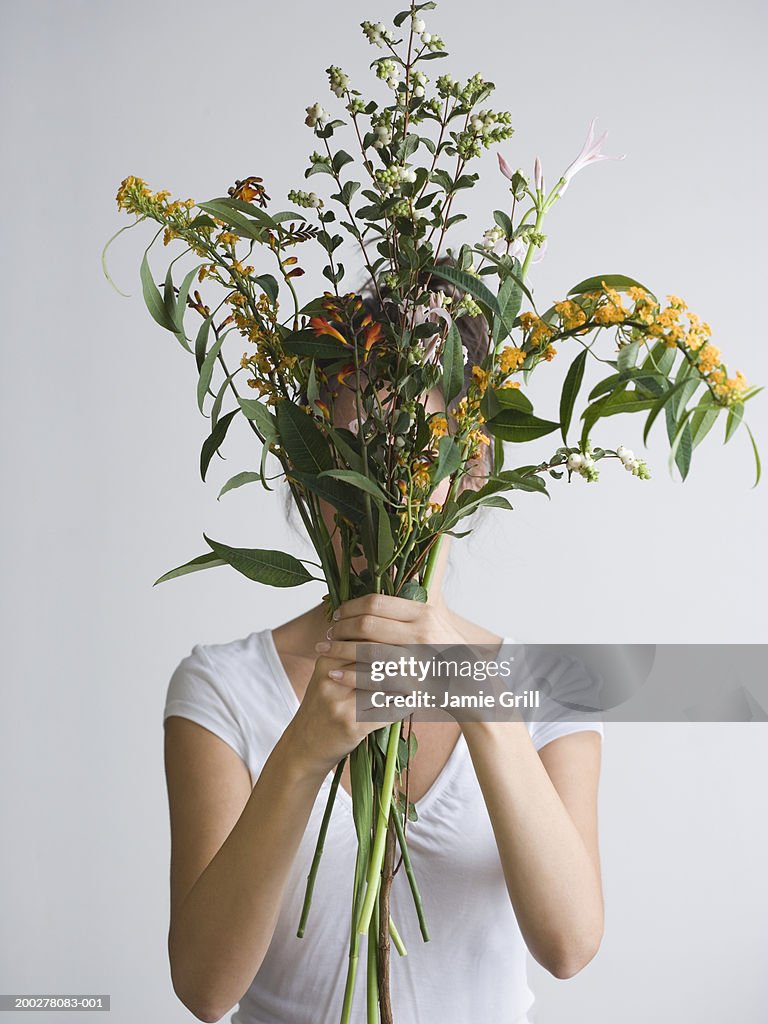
[326, 593, 467, 649]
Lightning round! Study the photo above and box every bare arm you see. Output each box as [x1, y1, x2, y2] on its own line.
[328, 593, 605, 981]
[164, 717, 325, 1022]
[461, 721, 604, 979]
[164, 654, 399, 1023]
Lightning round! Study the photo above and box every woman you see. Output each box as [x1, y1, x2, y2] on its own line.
[162, 276, 605, 1024]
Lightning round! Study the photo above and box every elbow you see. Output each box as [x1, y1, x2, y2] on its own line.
[539, 924, 604, 981]
[171, 979, 229, 1024]
[169, 955, 231, 1024]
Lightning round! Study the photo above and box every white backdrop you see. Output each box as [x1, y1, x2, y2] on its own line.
[1, 0, 767, 1021]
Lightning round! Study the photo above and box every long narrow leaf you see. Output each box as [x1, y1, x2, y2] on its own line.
[203, 534, 316, 586]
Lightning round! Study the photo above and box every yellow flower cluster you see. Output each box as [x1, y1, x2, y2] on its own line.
[529, 318, 557, 348]
[470, 365, 490, 394]
[115, 176, 195, 220]
[429, 414, 449, 438]
[553, 300, 587, 331]
[579, 283, 749, 405]
[411, 462, 432, 490]
[498, 345, 525, 374]
[232, 293, 280, 346]
[709, 368, 748, 402]
[592, 283, 628, 326]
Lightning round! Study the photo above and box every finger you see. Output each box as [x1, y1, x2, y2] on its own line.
[314, 638, 404, 664]
[333, 593, 426, 624]
[348, 690, 410, 723]
[329, 615, 410, 646]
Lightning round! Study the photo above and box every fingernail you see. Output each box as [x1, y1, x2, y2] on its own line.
[315, 640, 331, 652]
[329, 669, 344, 680]
[332, 609, 341, 621]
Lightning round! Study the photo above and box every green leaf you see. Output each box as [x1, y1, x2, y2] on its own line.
[431, 435, 462, 485]
[493, 210, 513, 237]
[276, 401, 333, 473]
[197, 331, 226, 413]
[641, 341, 677, 379]
[559, 349, 588, 443]
[197, 199, 270, 240]
[568, 274, 657, 303]
[745, 423, 762, 488]
[237, 397, 278, 440]
[332, 150, 354, 174]
[494, 275, 522, 345]
[255, 274, 280, 304]
[689, 392, 720, 450]
[376, 507, 396, 572]
[203, 534, 315, 587]
[194, 315, 213, 373]
[481, 386, 533, 419]
[140, 250, 178, 332]
[324, 425, 364, 473]
[425, 263, 500, 317]
[398, 580, 428, 602]
[319, 469, 387, 502]
[200, 408, 239, 482]
[441, 322, 464, 404]
[668, 411, 693, 480]
[282, 328, 350, 360]
[617, 340, 642, 373]
[153, 551, 226, 586]
[581, 391, 658, 447]
[172, 265, 200, 351]
[724, 402, 744, 443]
[218, 471, 262, 500]
[641, 379, 690, 446]
[486, 409, 559, 443]
[287, 470, 364, 522]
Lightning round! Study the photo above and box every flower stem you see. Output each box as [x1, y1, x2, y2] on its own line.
[357, 723, 401, 936]
[367, 893, 380, 1024]
[389, 916, 407, 957]
[391, 804, 429, 942]
[297, 756, 346, 937]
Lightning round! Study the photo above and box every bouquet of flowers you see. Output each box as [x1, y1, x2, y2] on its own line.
[106, 2, 761, 1020]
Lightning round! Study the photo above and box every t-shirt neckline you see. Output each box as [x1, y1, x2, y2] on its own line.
[260, 628, 516, 817]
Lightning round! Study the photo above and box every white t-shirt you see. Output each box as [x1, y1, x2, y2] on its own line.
[163, 628, 603, 1024]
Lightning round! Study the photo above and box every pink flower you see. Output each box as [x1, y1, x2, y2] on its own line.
[533, 156, 544, 194]
[402, 290, 453, 337]
[558, 118, 625, 196]
[509, 236, 547, 265]
[497, 152, 515, 180]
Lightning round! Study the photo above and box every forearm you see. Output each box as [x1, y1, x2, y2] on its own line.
[170, 721, 326, 1020]
[461, 720, 603, 979]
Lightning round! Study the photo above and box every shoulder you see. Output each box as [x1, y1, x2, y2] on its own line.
[164, 629, 270, 736]
[495, 639, 605, 753]
[164, 628, 294, 770]
[167, 629, 266, 700]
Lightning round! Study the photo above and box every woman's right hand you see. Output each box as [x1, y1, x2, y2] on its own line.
[285, 640, 401, 778]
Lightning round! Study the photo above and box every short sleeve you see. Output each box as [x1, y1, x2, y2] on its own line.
[527, 651, 604, 750]
[499, 638, 604, 752]
[163, 643, 249, 764]
[528, 716, 604, 753]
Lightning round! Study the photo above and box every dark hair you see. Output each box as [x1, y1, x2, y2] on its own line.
[360, 256, 494, 478]
[361, 255, 490, 396]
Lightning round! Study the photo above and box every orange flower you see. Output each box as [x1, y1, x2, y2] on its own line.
[364, 321, 383, 353]
[336, 363, 357, 385]
[310, 317, 350, 346]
